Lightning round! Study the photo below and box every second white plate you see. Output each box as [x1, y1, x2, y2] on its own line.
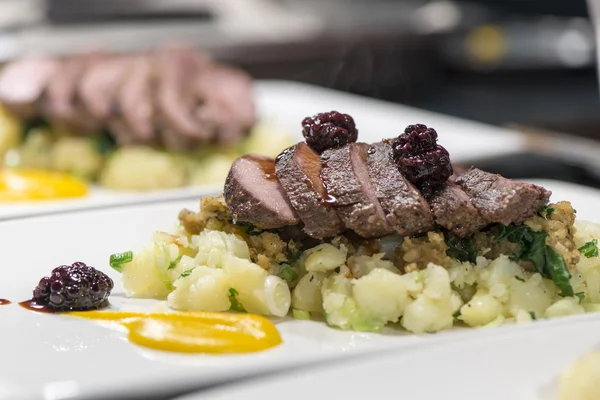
[0, 80, 527, 221]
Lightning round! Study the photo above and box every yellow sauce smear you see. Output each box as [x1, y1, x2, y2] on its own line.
[0, 169, 88, 201]
[69, 310, 282, 354]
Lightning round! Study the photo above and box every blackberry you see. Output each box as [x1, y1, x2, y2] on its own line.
[302, 111, 358, 153]
[391, 124, 452, 197]
[32, 262, 113, 311]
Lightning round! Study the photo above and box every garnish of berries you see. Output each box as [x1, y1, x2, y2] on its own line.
[32, 262, 114, 311]
[301, 111, 358, 153]
[391, 124, 453, 197]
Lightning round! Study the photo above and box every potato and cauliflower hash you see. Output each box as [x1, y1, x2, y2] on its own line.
[109, 196, 600, 334]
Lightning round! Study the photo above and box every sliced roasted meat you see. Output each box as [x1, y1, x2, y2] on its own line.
[0, 46, 257, 150]
[78, 55, 130, 123]
[195, 64, 255, 146]
[275, 142, 344, 239]
[321, 143, 393, 238]
[44, 52, 103, 133]
[109, 55, 156, 146]
[429, 182, 488, 237]
[224, 155, 300, 229]
[155, 46, 211, 149]
[0, 56, 58, 118]
[366, 141, 434, 236]
[456, 168, 551, 225]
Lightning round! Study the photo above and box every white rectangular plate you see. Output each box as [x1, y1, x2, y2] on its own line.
[0, 80, 527, 221]
[187, 313, 600, 400]
[0, 179, 596, 399]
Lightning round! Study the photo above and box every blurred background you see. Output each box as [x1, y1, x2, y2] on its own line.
[1, 0, 599, 189]
[0, 0, 593, 127]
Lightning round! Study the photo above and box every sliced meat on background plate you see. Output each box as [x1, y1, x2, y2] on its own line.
[224, 155, 300, 229]
[43, 52, 104, 133]
[195, 64, 256, 146]
[109, 55, 156, 146]
[429, 182, 488, 237]
[321, 143, 393, 238]
[193, 102, 236, 146]
[275, 142, 345, 239]
[456, 168, 551, 225]
[366, 141, 434, 236]
[0, 45, 258, 152]
[0, 56, 58, 118]
[155, 46, 212, 150]
[78, 55, 131, 124]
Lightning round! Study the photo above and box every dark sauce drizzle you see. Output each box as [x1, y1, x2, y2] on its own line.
[253, 155, 279, 182]
[18, 299, 109, 313]
[18, 299, 55, 313]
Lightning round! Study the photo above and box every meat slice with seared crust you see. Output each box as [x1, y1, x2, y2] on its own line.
[429, 182, 488, 237]
[366, 141, 434, 236]
[456, 168, 551, 225]
[321, 143, 393, 238]
[276, 142, 344, 239]
[224, 155, 299, 229]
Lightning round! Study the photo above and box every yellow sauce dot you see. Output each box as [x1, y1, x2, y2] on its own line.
[0, 169, 88, 201]
[69, 310, 282, 354]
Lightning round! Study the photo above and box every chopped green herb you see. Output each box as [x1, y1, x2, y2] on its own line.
[446, 236, 477, 263]
[179, 269, 194, 278]
[292, 309, 311, 320]
[109, 251, 133, 273]
[576, 292, 586, 304]
[494, 224, 529, 243]
[228, 288, 245, 312]
[167, 256, 182, 270]
[538, 206, 555, 219]
[334, 266, 341, 273]
[515, 276, 525, 282]
[579, 239, 599, 258]
[529, 311, 537, 320]
[494, 224, 573, 297]
[545, 247, 573, 297]
[278, 265, 299, 283]
[452, 309, 461, 319]
[520, 231, 547, 271]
